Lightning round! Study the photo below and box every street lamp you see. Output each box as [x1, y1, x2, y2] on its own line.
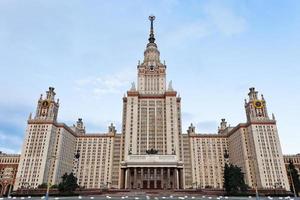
[255, 184, 260, 200]
[45, 155, 56, 200]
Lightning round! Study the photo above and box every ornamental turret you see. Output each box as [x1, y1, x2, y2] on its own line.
[34, 87, 59, 121]
[218, 118, 228, 134]
[245, 87, 270, 122]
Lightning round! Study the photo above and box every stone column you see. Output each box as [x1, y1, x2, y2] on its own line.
[161, 168, 164, 189]
[141, 168, 144, 188]
[179, 169, 184, 189]
[147, 168, 150, 188]
[167, 168, 170, 189]
[120, 168, 125, 189]
[125, 169, 128, 189]
[129, 168, 133, 189]
[154, 168, 157, 188]
[175, 168, 179, 189]
[134, 168, 137, 189]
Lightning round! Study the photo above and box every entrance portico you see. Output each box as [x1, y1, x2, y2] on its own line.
[120, 155, 183, 189]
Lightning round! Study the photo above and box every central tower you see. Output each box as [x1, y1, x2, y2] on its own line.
[120, 16, 184, 189]
[137, 15, 167, 94]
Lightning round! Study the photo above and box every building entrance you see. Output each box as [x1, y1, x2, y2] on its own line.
[123, 167, 182, 189]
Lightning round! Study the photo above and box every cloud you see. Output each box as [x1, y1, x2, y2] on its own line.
[182, 112, 196, 122]
[75, 68, 135, 97]
[166, 21, 211, 43]
[0, 103, 30, 128]
[0, 147, 20, 154]
[165, 1, 247, 44]
[195, 120, 218, 133]
[203, 1, 247, 36]
[0, 130, 23, 149]
[0, 102, 29, 153]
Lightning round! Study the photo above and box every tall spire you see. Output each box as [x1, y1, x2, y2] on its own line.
[142, 15, 160, 63]
[148, 15, 156, 43]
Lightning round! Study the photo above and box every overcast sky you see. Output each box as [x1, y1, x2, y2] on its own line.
[0, 0, 299, 154]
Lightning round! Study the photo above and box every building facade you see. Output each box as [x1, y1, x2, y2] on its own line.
[284, 154, 300, 191]
[0, 152, 20, 196]
[11, 16, 290, 191]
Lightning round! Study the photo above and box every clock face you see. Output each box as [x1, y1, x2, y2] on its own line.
[253, 100, 264, 109]
[42, 100, 50, 108]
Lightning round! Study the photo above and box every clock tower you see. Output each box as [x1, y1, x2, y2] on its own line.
[245, 87, 269, 122]
[35, 87, 59, 121]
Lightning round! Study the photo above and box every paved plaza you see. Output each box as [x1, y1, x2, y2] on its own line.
[0, 196, 299, 200]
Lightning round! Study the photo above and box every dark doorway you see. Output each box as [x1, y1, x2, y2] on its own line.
[150, 181, 154, 189]
[156, 180, 161, 189]
[143, 181, 147, 189]
[4, 185, 12, 197]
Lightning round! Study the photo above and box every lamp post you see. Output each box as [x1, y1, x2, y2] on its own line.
[45, 155, 56, 200]
[7, 183, 12, 197]
[255, 184, 260, 200]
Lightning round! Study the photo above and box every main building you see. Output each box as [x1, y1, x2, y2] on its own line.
[13, 16, 289, 191]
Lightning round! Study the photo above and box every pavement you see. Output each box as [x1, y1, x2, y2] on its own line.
[0, 196, 300, 200]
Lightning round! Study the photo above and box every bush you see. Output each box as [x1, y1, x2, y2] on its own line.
[58, 172, 79, 194]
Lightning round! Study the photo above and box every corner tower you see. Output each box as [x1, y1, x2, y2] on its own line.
[242, 87, 289, 190]
[245, 87, 269, 122]
[35, 87, 59, 121]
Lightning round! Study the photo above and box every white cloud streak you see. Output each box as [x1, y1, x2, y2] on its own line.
[165, 1, 247, 45]
[203, 1, 247, 36]
[75, 69, 135, 97]
[0, 130, 23, 147]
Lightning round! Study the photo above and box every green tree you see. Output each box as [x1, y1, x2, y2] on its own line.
[288, 160, 300, 196]
[223, 163, 248, 195]
[37, 183, 48, 189]
[58, 172, 78, 194]
[50, 184, 58, 189]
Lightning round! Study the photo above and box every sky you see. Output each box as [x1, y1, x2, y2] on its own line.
[0, 0, 300, 154]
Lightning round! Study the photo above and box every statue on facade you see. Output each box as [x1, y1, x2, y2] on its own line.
[146, 148, 158, 154]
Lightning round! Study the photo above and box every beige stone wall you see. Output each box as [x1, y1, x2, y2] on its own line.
[51, 127, 77, 185]
[15, 122, 57, 189]
[75, 134, 114, 189]
[123, 94, 181, 158]
[180, 134, 192, 188]
[111, 134, 122, 188]
[248, 123, 289, 190]
[189, 134, 227, 189]
[15, 121, 77, 190]
[228, 126, 254, 187]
